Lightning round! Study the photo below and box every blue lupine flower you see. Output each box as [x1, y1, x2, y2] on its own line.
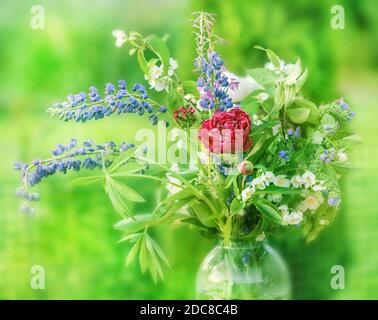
[15, 139, 135, 189]
[118, 79, 127, 89]
[196, 51, 234, 111]
[48, 80, 165, 126]
[159, 106, 167, 113]
[287, 128, 295, 136]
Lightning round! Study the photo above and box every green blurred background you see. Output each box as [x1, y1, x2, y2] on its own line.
[1, 0, 377, 299]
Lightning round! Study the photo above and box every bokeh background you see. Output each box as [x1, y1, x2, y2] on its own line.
[1, 0, 377, 299]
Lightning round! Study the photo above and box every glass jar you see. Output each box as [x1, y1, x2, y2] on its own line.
[195, 238, 291, 300]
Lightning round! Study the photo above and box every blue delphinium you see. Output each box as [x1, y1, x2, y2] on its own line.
[48, 80, 169, 127]
[196, 52, 234, 112]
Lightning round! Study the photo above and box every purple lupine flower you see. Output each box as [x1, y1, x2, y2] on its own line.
[195, 51, 235, 111]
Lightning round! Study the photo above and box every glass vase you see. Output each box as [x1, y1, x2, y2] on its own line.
[195, 238, 291, 300]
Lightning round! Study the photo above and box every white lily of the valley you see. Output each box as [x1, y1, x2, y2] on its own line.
[302, 195, 321, 211]
[283, 211, 303, 225]
[274, 175, 291, 188]
[241, 186, 255, 202]
[264, 171, 275, 185]
[278, 204, 289, 215]
[223, 71, 262, 102]
[252, 177, 266, 190]
[302, 171, 316, 188]
[291, 175, 302, 188]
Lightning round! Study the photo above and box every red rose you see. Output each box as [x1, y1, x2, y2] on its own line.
[199, 108, 253, 154]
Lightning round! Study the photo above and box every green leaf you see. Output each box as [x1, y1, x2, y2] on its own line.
[107, 148, 136, 173]
[230, 198, 245, 215]
[273, 83, 285, 114]
[287, 107, 310, 124]
[110, 163, 146, 176]
[114, 214, 158, 233]
[146, 234, 170, 267]
[105, 178, 132, 217]
[125, 236, 142, 266]
[294, 98, 320, 125]
[255, 201, 282, 225]
[71, 175, 103, 186]
[182, 80, 199, 97]
[144, 35, 170, 73]
[248, 135, 276, 163]
[295, 69, 308, 92]
[137, 49, 148, 73]
[109, 178, 146, 203]
[139, 236, 148, 273]
[190, 201, 217, 227]
[246, 68, 277, 86]
[254, 46, 281, 68]
[256, 186, 300, 195]
[251, 120, 279, 136]
[240, 95, 261, 115]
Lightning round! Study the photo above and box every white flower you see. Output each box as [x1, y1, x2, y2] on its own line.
[272, 123, 282, 135]
[170, 163, 179, 172]
[291, 175, 302, 188]
[241, 186, 255, 202]
[148, 65, 163, 80]
[274, 175, 291, 188]
[337, 151, 348, 162]
[166, 175, 182, 195]
[256, 232, 266, 242]
[168, 58, 178, 76]
[150, 79, 168, 92]
[278, 204, 289, 215]
[302, 195, 321, 211]
[252, 177, 266, 190]
[224, 71, 262, 102]
[302, 171, 316, 188]
[268, 193, 282, 203]
[264, 171, 275, 185]
[112, 29, 127, 47]
[282, 211, 303, 225]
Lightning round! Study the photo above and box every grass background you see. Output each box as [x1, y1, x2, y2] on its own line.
[0, 0, 377, 299]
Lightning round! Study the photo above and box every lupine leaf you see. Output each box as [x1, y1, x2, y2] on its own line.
[125, 236, 142, 266]
[71, 175, 103, 186]
[114, 214, 158, 233]
[110, 178, 146, 202]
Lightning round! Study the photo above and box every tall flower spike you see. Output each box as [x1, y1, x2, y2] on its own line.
[14, 139, 136, 188]
[47, 80, 169, 127]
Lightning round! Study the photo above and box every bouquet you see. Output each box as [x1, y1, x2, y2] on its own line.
[14, 12, 357, 286]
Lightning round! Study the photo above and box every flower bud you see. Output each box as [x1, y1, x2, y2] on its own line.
[238, 160, 254, 175]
